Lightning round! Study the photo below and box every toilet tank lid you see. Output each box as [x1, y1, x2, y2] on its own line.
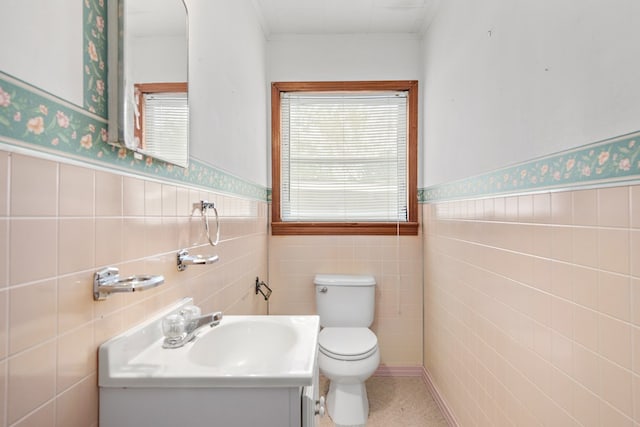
[314, 274, 376, 287]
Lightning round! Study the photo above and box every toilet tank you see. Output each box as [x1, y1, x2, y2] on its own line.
[314, 274, 376, 328]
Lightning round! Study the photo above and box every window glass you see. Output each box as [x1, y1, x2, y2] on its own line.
[271, 81, 418, 236]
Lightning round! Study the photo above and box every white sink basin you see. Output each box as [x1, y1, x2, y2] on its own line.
[99, 298, 320, 388]
[188, 318, 297, 372]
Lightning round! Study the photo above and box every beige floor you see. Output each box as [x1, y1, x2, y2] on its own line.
[318, 376, 449, 427]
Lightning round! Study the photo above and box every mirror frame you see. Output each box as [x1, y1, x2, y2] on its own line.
[107, 0, 189, 168]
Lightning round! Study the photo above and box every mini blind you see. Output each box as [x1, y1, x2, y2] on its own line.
[143, 92, 188, 167]
[280, 91, 408, 222]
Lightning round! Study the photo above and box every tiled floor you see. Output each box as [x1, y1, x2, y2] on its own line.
[319, 376, 449, 427]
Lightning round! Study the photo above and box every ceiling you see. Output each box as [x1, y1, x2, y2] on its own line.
[251, 0, 440, 37]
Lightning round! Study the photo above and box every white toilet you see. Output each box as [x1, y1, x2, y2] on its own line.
[314, 274, 380, 427]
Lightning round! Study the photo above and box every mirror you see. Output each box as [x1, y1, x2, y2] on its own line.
[108, 0, 189, 167]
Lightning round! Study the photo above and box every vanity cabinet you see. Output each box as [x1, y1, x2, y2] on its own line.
[100, 368, 321, 427]
[98, 298, 323, 427]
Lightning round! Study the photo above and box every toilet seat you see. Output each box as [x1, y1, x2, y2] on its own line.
[319, 327, 378, 361]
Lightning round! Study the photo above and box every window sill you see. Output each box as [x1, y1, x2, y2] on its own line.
[271, 222, 419, 236]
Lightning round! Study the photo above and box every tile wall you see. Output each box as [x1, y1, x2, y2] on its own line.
[423, 184, 640, 426]
[268, 218, 423, 368]
[0, 149, 268, 427]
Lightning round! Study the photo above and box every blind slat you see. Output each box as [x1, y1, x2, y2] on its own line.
[143, 92, 188, 166]
[281, 91, 408, 223]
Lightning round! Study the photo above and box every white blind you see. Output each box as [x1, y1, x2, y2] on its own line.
[143, 92, 188, 167]
[280, 91, 408, 222]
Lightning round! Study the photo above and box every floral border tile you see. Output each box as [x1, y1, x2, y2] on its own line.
[12, 0, 637, 205]
[83, 0, 108, 117]
[0, 0, 267, 202]
[420, 130, 640, 203]
[0, 74, 108, 156]
[0, 71, 266, 200]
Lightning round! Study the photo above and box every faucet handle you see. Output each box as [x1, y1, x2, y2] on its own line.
[181, 305, 202, 330]
[162, 314, 187, 348]
[180, 305, 201, 319]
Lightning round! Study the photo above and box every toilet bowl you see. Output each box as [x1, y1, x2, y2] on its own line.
[313, 274, 379, 426]
[318, 327, 380, 426]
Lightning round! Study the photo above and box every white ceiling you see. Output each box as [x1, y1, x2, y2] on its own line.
[252, 0, 440, 37]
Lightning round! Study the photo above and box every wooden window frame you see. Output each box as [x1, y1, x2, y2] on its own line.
[271, 80, 419, 236]
[133, 82, 187, 150]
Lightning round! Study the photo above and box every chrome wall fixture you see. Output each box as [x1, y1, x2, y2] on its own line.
[199, 200, 219, 247]
[176, 200, 221, 271]
[177, 249, 219, 271]
[93, 267, 164, 301]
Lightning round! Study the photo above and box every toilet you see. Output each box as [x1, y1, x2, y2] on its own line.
[314, 274, 380, 426]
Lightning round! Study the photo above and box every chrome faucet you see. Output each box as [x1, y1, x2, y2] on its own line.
[162, 309, 223, 349]
[190, 311, 223, 333]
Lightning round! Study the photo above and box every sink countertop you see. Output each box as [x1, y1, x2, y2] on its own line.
[99, 298, 320, 388]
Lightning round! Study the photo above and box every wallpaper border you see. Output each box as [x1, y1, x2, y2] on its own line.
[7, 2, 635, 204]
[83, 0, 108, 117]
[0, 0, 267, 201]
[420, 130, 640, 203]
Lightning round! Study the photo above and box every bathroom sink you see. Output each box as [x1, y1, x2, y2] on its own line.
[188, 318, 298, 372]
[99, 298, 320, 388]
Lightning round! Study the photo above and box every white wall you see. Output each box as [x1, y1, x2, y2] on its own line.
[129, 35, 187, 83]
[421, 0, 640, 187]
[0, 0, 83, 105]
[267, 33, 423, 186]
[268, 33, 422, 82]
[186, 0, 268, 187]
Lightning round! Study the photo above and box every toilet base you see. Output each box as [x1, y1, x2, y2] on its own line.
[326, 381, 369, 426]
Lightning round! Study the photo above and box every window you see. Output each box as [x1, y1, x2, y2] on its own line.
[134, 82, 188, 167]
[271, 81, 418, 235]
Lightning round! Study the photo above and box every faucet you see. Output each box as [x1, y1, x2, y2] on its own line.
[189, 311, 223, 333]
[162, 310, 223, 349]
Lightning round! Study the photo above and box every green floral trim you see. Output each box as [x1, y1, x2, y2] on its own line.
[421, 130, 640, 202]
[187, 158, 267, 200]
[0, 72, 266, 200]
[83, 0, 108, 117]
[0, 74, 108, 155]
[0, 0, 267, 201]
